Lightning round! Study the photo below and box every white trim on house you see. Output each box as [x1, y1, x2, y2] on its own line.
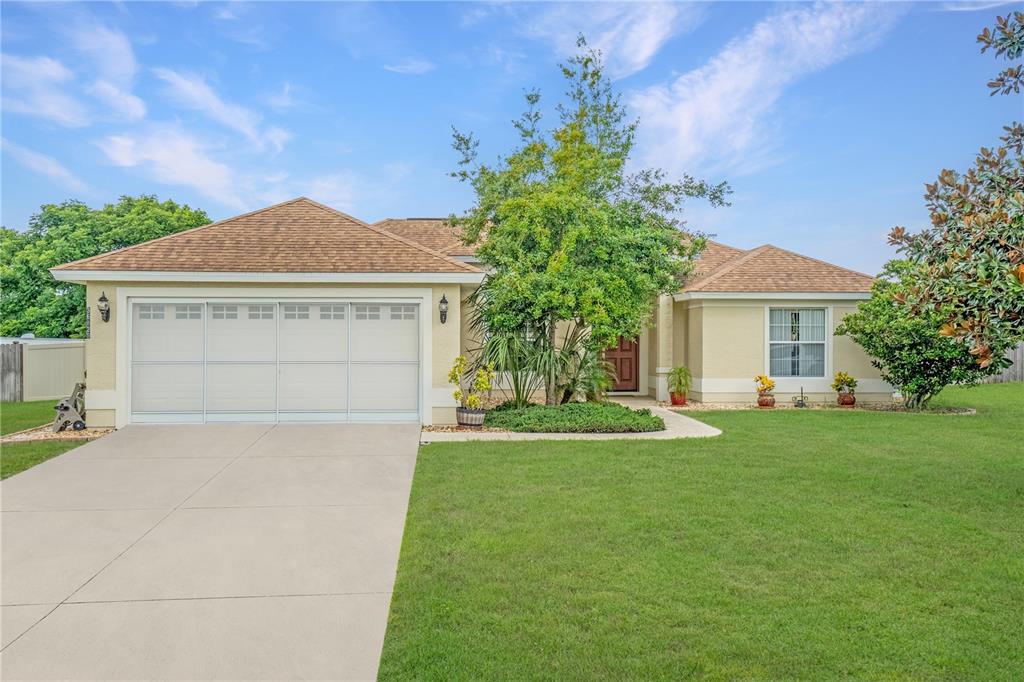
[51, 270, 484, 285]
[113, 286, 435, 428]
[675, 291, 870, 301]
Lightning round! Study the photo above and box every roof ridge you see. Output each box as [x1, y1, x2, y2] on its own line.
[688, 244, 767, 290]
[298, 199, 480, 273]
[51, 197, 310, 271]
[757, 243, 875, 280]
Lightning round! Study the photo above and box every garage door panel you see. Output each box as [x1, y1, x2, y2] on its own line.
[131, 299, 419, 423]
[207, 305, 276, 362]
[206, 364, 276, 413]
[350, 363, 418, 412]
[279, 364, 348, 412]
[350, 305, 417, 362]
[280, 304, 347, 362]
[132, 304, 203, 362]
[131, 363, 203, 413]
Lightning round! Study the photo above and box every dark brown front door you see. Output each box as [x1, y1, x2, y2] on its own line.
[605, 336, 639, 392]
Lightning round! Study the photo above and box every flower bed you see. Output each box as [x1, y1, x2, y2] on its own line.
[484, 401, 664, 433]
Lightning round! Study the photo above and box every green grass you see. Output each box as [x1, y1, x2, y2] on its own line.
[485, 401, 664, 433]
[1, 440, 82, 479]
[380, 383, 1024, 680]
[1, 399, 57, 435]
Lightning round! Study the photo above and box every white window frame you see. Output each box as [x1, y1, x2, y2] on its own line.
[764, 305, 832, 385]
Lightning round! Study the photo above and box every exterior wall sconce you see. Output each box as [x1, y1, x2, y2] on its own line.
[97, 292, 111, 323]
[439, 294, 448, 324]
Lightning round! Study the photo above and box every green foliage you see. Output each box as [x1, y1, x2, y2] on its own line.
[889, 12, 1024, 368]
[449, 354, 495, 409]
[451, 37, 729, 403]
[836, 261, 998, 408]
[1, 441, 82, 480]
[667, 365, 692, 395]
[474, 328, 544, 409]
[831, 371, 857, 394]
[484, 400, 664, 433]
[0, 196, 209, 338]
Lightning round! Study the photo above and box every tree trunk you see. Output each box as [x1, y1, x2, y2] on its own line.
[545, 312, 558, 405]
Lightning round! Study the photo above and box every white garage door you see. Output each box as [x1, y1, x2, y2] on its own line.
[130, 301, 420, 423]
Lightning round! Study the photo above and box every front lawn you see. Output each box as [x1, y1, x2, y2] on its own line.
[1, 399, 56, 435]
[1, 441, 82, 479]
[380, 383, 1024, 680]
[484, 401, 664, 433]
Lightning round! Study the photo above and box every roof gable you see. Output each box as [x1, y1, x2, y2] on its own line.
[53, 198, 480, 274]
[685, 244, 873, 293]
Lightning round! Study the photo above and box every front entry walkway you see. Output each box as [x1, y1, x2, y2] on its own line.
[1, 423, 420, 680]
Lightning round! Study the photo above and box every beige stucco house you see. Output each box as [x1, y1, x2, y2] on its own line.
[50, 197, 889, 428]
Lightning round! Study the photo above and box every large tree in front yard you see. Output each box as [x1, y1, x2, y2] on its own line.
[451, 38, 730, 404]
[888, 11, 1024, 369]
[837, 261, 998, 409]
[1, 196, 209, 338]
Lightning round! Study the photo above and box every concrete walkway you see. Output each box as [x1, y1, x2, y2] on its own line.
[1, 423, 420, 681]
[420, 397, 721, 443]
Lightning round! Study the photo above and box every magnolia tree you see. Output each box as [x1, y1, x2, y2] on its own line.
[888, 12, 1024, 369]
[837, 261, 996, 409]
[451, 39, 730, 404]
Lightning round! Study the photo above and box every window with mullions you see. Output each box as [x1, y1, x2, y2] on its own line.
[769, 308, 826, 377]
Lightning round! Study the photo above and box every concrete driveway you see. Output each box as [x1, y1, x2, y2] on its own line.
[1, 423, 420, 681]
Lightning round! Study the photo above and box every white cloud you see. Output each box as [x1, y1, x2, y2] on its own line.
[152, 67, 291, 152]
[303, 173, 359, 212]
[99, 126, 245, 209]
[265, 82, 296, 110]
[629, 3, 905, 178]
[518, 2, 702, 79]
[65, 23, 137, 87]
[938, 1, 1018, 11]
[0, 54, 89, 127]
[86, 80, 146, 121]
[1, 137, 90, 192]
[383, 58, 436, 75]
[65, 22, 148, 121]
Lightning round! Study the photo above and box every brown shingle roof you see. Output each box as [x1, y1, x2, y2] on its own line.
[374, 218, 477, 257]
[53, 198, 480, 274]
[685, 244, 874, 293]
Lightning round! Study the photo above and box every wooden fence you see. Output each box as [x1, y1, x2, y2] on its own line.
[1, 341, 86, 402]
[983, 342, 1024, 384]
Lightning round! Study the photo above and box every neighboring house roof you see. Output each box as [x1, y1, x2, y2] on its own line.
[51, 198, 479, 274]
[374, 218, 477, 257]
[684, 244, 874, 293]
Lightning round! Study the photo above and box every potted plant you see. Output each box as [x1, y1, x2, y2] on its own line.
[449, 355, 495, 428]
[667, 366, 692, 406]
[754, 374, 776, 408]
[832, 371, 857, 407]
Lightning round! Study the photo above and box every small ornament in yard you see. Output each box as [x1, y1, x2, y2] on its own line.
[792, 387, 808, 408]
[754, 374, 776, 408]
[832, 371, 857, 407]
[449, 355, 495, 428]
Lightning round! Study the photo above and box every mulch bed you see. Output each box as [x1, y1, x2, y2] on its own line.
[1, 424, 114, 444]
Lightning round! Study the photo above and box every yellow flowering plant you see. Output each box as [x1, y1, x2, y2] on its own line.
[448, 355, 495, 410]
[754, 374, 775, 396]
[831, 371, 857, 394]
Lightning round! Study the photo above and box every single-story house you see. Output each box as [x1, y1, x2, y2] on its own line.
[50, 197, 890, 428]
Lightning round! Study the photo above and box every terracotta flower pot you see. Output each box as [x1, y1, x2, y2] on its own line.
[670, 392, 687, 406]
[456, 407, 486, 428]
[757, 395, 776, 408]
[837, 392, 856, 407]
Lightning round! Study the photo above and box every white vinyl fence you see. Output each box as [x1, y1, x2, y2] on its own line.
[1, 341, 86, 402]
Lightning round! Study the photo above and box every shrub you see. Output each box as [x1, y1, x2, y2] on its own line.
[484, 401, 664, 433]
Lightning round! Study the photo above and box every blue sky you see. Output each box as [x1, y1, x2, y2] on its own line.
[1, 1, 1018, 274]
